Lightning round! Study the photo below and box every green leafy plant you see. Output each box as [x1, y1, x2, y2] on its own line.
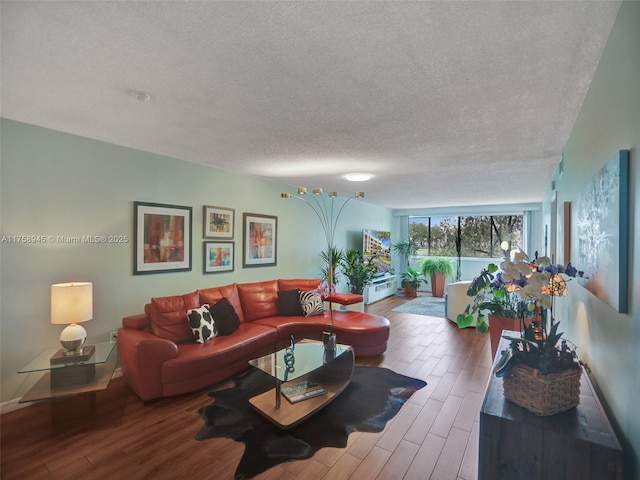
[391, 240, 417, 263]
[456, 263, 532, 333]
[420, 256, 455, 278]
[494, 321, 583, 377]
[340, 248, 378, 294]
[400, 266, 427, 290]
[320, 246, 345, 287]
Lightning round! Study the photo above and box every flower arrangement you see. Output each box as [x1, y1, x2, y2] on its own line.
[492, 251, 587, 377]
[485, 252, 589, 415]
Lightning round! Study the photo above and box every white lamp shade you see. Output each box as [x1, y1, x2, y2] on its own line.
[51, 282, 93, 325]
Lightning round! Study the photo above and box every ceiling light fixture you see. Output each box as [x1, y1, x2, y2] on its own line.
[131, 90, 151, 102]
[345, 173, 372, 182]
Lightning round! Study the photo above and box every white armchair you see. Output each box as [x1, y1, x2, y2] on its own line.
[445, 281, 474, 326]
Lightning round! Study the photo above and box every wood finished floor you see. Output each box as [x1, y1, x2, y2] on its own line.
[0, 294, 491, 480]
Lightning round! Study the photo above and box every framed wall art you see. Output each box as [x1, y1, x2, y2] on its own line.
[203, 205, 234, 239]
[134, 201, 192, 274]
[576, 149, 629, 313]
[204, 241, 234, 273]
[243, 213, 277, 267]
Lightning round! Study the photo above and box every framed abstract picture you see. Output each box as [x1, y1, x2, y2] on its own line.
[203, 205, 234, 239]
[134, 201, 192, 274]
[576, 150, 629, 313]
[243, 213, 277, 267]
[204, 241, 234, 273]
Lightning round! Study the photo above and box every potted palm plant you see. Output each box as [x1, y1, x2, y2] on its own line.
[420, 257, 454, 298]
[320, 246, 345, 291]
[391, 240, 417, 265]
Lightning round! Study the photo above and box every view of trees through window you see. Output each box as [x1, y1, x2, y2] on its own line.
[409, 215, 523, 258]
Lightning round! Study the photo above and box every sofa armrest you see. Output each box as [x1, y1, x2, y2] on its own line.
[122, 313, 151, 330]
[325, 293, 364, 305]
[117, 327, 178, 401]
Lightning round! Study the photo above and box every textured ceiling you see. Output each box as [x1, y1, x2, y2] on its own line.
[1, 1, 621, 209]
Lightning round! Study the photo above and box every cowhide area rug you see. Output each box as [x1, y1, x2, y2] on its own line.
[196, 366, 427, 479]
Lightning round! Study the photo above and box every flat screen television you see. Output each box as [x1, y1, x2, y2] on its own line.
[362, 229, 392, 276]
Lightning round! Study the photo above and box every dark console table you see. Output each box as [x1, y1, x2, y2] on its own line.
[479, 332, 623, 480]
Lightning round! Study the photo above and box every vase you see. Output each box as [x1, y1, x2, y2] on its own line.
[503, 363, 581, 416]
[322, 330, 336, 351]
[430, 272, 446, 298]
[488, 313, 521, 359]
[404, 284, 417, 298]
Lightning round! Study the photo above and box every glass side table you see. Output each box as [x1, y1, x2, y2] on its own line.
[18, 342, 118, 422]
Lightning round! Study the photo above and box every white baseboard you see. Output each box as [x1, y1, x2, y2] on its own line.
[0, 367, 123, 416]
[0, 398, 23, 415]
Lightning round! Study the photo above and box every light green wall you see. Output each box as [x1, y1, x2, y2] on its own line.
[0, 119, 392, 403]
[546, 2, 640, 477]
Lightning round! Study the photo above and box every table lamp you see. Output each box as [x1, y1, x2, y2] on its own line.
[51, 282, 93, 356]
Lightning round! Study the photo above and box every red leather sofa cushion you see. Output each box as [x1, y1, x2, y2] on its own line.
[236, 280, 280, 322]
[198, 283, 245, 323]
[161, 323, 277, 384]
[149, 291, 200, 344]
[277, 278, 321, 292]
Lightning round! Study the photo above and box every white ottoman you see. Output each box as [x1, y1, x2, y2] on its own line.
[445, 281, 474, 326]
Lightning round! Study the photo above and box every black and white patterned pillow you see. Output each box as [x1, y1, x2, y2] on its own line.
[299, 290, 324, 317]
[186, 304, 218, 343]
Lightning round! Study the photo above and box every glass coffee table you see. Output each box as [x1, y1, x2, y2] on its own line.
[248, 339, 354, 429]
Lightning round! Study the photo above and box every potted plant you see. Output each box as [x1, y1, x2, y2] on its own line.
[456, 262, 533, 358]
[391, 240, 417, 265]
[320, 246, 345, 291]
[420, 256, 454, 298]
[400, 266, 427, 298]
[490, 254, 586, 415]
[341, 248, 378, 295]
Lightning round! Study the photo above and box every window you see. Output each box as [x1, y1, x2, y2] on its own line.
[409, 215, 523, 258]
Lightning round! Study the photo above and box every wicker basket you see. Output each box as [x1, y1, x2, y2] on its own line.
[503, 363, 581, 416]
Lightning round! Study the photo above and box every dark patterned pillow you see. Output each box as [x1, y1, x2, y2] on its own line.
[210, 297, 240, 336]
[186, 304, 218, 343]
[299, 290, 324, 317]
[278, 289, 304, 316]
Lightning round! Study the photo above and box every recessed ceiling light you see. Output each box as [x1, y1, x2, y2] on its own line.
[131, 90, 151, 102]
[345, 173, 372, 182]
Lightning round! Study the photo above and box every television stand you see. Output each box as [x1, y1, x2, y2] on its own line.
[364, 274, 397, 304]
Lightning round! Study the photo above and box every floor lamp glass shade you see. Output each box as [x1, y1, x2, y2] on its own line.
[51, 282, 93, 355]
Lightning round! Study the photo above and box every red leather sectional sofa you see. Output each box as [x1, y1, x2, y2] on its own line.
[117, 278, 390, 401]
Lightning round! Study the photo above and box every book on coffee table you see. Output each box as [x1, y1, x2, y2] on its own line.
[281, 379, 327, 404]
